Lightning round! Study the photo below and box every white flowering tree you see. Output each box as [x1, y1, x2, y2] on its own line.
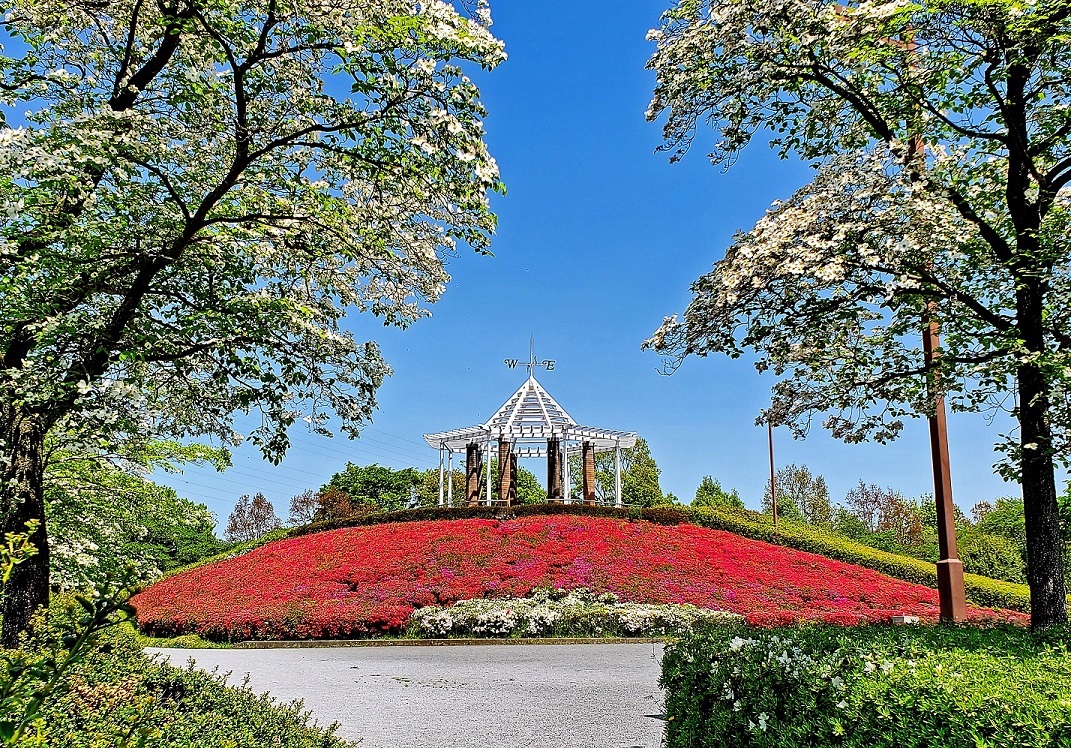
[46, 441, 228, 590]
[0, 0, 504, 643]
[644, 0, 1071, 626]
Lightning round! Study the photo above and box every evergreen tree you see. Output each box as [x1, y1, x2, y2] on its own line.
[322, 464, 423, 513]
[692, 476, 744, 510]
[621, 438, 664, 508]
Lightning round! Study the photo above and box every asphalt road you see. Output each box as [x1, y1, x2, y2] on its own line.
[148, 643, 667, 748]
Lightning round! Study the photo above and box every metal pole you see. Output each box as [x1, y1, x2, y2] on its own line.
[768, 422, 778, 528]
[447, 450, 453, 507]
[438, 446, 444, 508]
[905, 50, 966, 619]
[562, 438, 571, 505]
[923, 306, 967, 622]
[615, 444, 622, 508]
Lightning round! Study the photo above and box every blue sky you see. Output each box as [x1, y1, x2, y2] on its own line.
[157, 0, 1032, 526]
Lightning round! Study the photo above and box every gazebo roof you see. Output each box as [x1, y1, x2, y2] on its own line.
[486, 375, 575, 433]
[423, 374, 637, 453]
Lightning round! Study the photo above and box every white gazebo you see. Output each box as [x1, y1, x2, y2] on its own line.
[423, 353, 637, 508]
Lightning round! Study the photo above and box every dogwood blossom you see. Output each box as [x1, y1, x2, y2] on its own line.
[0, 0, 506, 636]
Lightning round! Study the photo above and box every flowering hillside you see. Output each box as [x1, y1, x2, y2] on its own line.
[132, 515, 1023, 640]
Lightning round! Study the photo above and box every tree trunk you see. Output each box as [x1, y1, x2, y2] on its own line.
[1016, 283, 1068, 629]
[0, 409, 50, 648]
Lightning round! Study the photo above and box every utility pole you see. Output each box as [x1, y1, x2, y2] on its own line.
[768, 421, 778, 528]
[816, 13, 965, 622]
[923, 298, 967, 622]
[906, 49, 967, 623]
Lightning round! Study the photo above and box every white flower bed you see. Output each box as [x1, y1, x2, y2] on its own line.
[409, 588, 742, 638]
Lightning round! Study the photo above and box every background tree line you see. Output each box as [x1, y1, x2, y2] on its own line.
[694, 464, 1071, 586]
[227, 436, 681, 537]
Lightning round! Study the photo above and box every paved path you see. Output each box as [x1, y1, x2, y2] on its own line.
[149, 643, 666, 748]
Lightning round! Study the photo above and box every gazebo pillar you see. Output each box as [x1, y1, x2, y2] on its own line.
[438, 446, 445, 507]
[447, 450, 454, 506]
[485, 437, 492, 505]
[509, 451, 518, 507]
[547, 437, 563, 502]
[465, 442, 482, 507]
[497, 438, 513, 506]
[614, 444, 622, 508]
[582, 440, 596, 505]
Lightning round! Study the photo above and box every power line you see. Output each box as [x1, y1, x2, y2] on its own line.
[364, 425, 441, 453]
[214, 465, 312, 493]
[302, 432, 435, 464]
[284, 430, 437, 468]
[229, 457, 333, 485]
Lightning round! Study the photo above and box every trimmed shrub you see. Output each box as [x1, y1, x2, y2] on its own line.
[661, 623, 1071, 748]
[409, 588, 742, 638]
[959, 531, 1026, 583]
[5, 596, 352, 747]
[688, 506, 1033, 612]
[286, 502, 691, 539]
[288, 505, 501, 536]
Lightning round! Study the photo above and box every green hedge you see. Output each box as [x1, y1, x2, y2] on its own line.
[687, 506, 1033, 613]
[5, 596, 353, 747]
[285, 502, 691, 537]
[662, 623, 1071, 748]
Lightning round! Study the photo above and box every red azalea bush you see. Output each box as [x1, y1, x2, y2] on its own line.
[132, 516, 1025, 640]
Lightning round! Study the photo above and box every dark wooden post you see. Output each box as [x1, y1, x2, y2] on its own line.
[498, 438, 512, 506]
[509, 452, 518, 507]
[465, 442, 482, 507]
[582, 441, 596, 505]
[547, 438, 563, 502]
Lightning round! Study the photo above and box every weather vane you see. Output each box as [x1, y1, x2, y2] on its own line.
[504, 336, 555, 375]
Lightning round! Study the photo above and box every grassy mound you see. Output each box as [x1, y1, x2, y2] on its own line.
[133, 514, 1023, 641]
[169, 504, 1033, 614]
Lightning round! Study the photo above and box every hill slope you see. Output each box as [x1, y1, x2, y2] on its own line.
[132, 515, 1023, 640]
